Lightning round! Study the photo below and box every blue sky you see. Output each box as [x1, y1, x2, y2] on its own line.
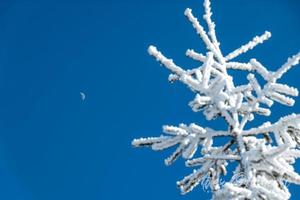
[0, 0, 299, 199]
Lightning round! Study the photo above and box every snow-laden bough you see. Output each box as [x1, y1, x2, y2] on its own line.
[132, 0, 300, 199]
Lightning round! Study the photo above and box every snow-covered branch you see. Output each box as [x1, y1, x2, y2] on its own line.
[132, 0, 300, 199]
[225, 31, 271, 62]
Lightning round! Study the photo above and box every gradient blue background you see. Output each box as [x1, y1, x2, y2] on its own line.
[0, 0, 299, 199]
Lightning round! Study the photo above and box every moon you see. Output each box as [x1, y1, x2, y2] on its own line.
[80, 92, 86, 101]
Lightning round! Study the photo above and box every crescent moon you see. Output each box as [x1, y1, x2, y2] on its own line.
[80, 92, 86, 101]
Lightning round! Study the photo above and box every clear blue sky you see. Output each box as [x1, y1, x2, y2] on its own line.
[0, 0, 299, 199]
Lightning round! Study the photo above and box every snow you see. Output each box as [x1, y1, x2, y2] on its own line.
[132, 0, 300, 199]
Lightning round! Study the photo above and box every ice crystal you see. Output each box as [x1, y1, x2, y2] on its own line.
[132, 0, 300, 199]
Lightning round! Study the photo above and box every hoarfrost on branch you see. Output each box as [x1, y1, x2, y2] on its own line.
[132, 0, 300, 199]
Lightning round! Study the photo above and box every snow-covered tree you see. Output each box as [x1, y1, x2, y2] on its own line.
[132, 0, 300, 199]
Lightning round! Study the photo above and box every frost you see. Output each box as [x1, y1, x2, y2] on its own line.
[132, 0, 300, 199]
